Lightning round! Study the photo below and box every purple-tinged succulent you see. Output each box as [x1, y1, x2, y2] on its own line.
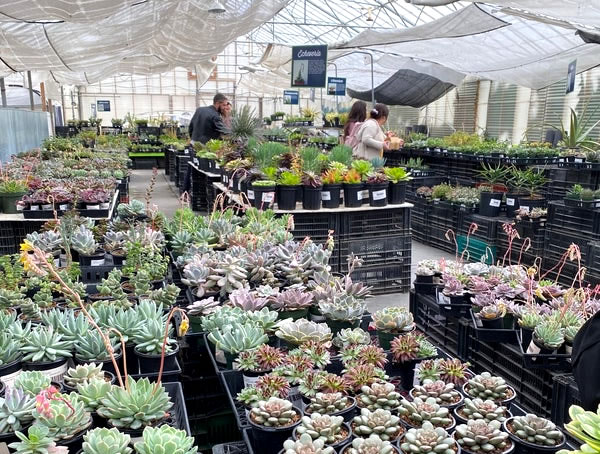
[494, 283, 526, 300]
[468, 277, 491, 295]
[443, 276, 465, 297]
[228, 287, 269, 311]
[471, 292, 496, 308]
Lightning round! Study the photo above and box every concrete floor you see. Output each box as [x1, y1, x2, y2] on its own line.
[130, 169, 454, 310]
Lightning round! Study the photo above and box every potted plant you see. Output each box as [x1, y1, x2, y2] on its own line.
[389, 333, 437, 390]
[442, 276, 466, 305]
[528, 321, 564, 355]
[517, 309, 542, 350]
[0, 387, 36, 439]
[384, 167, 412, 204]
[306, 392, 357, 423]
[475, 303, 507, 329]
[19, 326, 72, 379]
[186, 297, 220, 333]
[505, 167, 529, 217]
[74, 330, 122, 375]
[352, 408, 404, 442]
[357, 382, 401, 412]
[8, 426, 57, 453]
[248, 397, 302, 454]
[132, 318, 179, 373]
[81, 427, 131, 454]
[270, 287, 313, 320]
[503, 414, 564, 454]
[252, 180, 277, 210]
[277, 171, 301, 211]
[0, 179, 28, 214]
[399, 421, 457, 454]
[237, 344, 285, 386]
[454, 398, 511, 425]
[321, 169, 343, 209]
[477, 163, 509, 217]
[71, 226, 104, 266]
[207, 321, 268, 368]
[111, 118, 123, 128]
[463, 372, 516, 407]
[564, 184, 600, 209]
[133, 425, 196, 454]
[79, 189, 111, 210]
[366, 172, 390, 207]
[516, 168, 548, 211]
[410, 380, 463, 409]
[62, 362, 113, 393]
[439, 359, 471, 387]
[397, 397, 455, 430]
[454, 420, 512, 454]
[343, 435, 399, 453]
[373, 307, 415, 349]
[302, 172, 323, 210]
[343, 169, 363, 208]
[275, 319, 332, 348]
[293, 413, 351, 449]
[135, 119, 148, 128]
[319, 295, 366, 335]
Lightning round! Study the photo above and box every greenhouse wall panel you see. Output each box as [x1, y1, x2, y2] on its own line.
[0, 109, 49, 162]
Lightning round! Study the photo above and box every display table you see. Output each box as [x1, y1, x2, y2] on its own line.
[213, 181, 413, 294]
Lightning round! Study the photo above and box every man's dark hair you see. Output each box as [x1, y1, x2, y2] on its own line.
[213, 93, 228, 104]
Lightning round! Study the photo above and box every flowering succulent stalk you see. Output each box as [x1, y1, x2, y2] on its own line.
[34, 389, 92, 440]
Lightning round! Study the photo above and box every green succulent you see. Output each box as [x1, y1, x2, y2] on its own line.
[455, 420, 510, 452]
[56, 311, 91, 344]
[77, 379, 114, 412]
[358, 382, 401, 412]
[398, 396, 453, 428]
[352, 408, 402, 441]
[318, 294, 366, 322]
[134, 425, 198, 454]
[75, 330, 120, 362]
[148, 284, 181, 309]
[275, 319, 332, 346]
[71, 225, 100, 256]
[283, 433, 335, 454]
[249, 397, 298, 427]
[533, 322, 565, 349]
[307, 392, 352, 416]
[411, 380, 462, 406]
[345, 435, 396, 454]
[82, 427, 132, 454]
[97, 377, 173, 430]
[208, 321, 267, 355]
[134, 300, 166, 324]
[373, 307, 415, 333]
[14, 371, 51, 397]
[33, 392, 92, 440]
[64, 363, 106, 388]
[509, 414, 563, 446]
[466, 373, 511, 402]
[132, 318, 177, 355]
[518, 310, 543, 329]
[0, 331, 20, 365]
[0, 387, 36, 433]
[9, 425, 55, 454]
[244, 308, 279, 334]
[560, 405, 600, 454]
[459, 398, 509, 423]
[296, 413, 346, 444]
[401, 421, 456, 454]
[19, 300, 42, 322]
[108, 308, 143, 344]
[0, 288, 24, 310]
[333, 328, 370, 348]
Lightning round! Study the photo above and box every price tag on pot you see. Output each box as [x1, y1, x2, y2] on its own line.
[91, 259, 105, 267]
[361, 190, 369, 201]
[489, 198, 501, 207]
[228, 180, 233, 189]
[575, 158, 584, 163]
[262, 192, 275, 203]
[372, 189, 387, 201]
[59, 204, 69, 211]
[0, 442, 9, 454]
[193, 158, 199, 166]
[356, 191, 363, 201]
[506, 198, 515, 206]
[321, 191, 331, 201]
[41, 362, 69, 383]
[436, 289, 451, 306]
[520, 205, 530, 213]
[247, 190, 255, 200]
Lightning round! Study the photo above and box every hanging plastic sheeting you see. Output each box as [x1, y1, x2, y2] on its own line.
[0, 0, 289, 84]
[337, 4, 600, 90]
[4, 86, 42, 108]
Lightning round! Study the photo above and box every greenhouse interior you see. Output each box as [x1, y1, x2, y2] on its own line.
[1, 0, 600, 453]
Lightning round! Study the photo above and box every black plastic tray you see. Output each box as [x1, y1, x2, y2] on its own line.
[470, 310, 518, 343]
[518, 332, 571, 371]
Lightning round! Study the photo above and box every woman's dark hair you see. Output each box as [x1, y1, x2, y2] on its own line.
[370, 103, 389, 120]
[343, 101, 368, 136]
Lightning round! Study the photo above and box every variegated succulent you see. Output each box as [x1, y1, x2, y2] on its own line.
[333, 327, 371, 348]
[373, 307, 415, 333]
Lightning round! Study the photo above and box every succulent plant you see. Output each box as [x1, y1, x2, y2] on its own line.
[236, 387, 264, 408]
[533, 322, 565, 350]
[466, 373, 511, 402]
[477, 304, 506, 320]
[148, 284, 181, 309]
[0, 387, 36, 433]
[134, 425, 198, 454]
[418, 339, 438, 359]
[401, 421, 456, 454]
[76, 329, 121, 362]
[276, 318, 332, 345]
[411, 380, 462, 406]
[19, 300, 42, 322]
[71, 225, 100, 255]
[307, 392, 352, 415]
[97, 377, 172, 430]
[283, 433, 335, 454]
[9, 425, 55, 454]
[373, 307, 415, 333]
[299, 341, 331, 369]
[344, 364, 386, 393]
[439, 359, 471, 386]
[509, 414, 563, 446]
[132, 318, 177, 355]
[186, 297, 220, 316]
[358, 382, 401, 412]
[245, 307, 280, 333]
[561, 405, 600, 454]
[64, 363, 106, 388]
[250, 397, 299, 427]
[33, 391, 92, 440]
[296, 413, 346, 444]
[271, 287, 313, 311]
[0, 288, 23, 310]
[319, 294, 366, 322]
[0, 331, 20, 365]
[81, 427, 132, 454]
[355, 345, 388, 368]
[345, 435, 396, 454]
[208, 321, 267, 355]
[353, 408, 402, 441]
[77, 379, 114, 412]
[237, 345, 285, 372]
[459, 398, 509, 423]
[207, 255, 248, 297]
[107, 308, 143, 344]
[390, 334, 420, 363]
[454, 419, 510, 452]
[55, 310, 91, 344]
[228, 287, 269, 311]
[398, 396, 453, 428]
[333, 328, 371, 348]
[253, 374, 291, 401]
[319, 373, 349, 394]
[14, 371, 51, 397]
[19, 325, 72, 362]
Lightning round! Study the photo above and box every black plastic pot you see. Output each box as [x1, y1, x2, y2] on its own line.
[520, 327, 534, 350]
[78, 250, 106, 266]
[109, 250, 126, 266]
[325, 318, 360, 336]
[387, 359, 418, 391]
[503, 418, 565, 454]
[249, 406, 302, 454]
[415, 274, 434, 284]
[344, 444, 401, 454]
[505, 192, 526, 218]
[56, 428, 89, 452]
[252, 185, 277, 210]
[453, 404, 512, 425]
[344, 183, 363, 208]
[479, 192, 503, 217]
[377, 330, 397, 350]
[134, 343, 180, 374]
[303, 186, 323, 210]
[455, 433, 515, 454]
[322, 184, 342, 209]
[480, 316, 504, 329]
[368, 182, 389, 207]
[0, 357, 22, 384]
[75, 350, 122, 376]
[388, 182, 407, 204]
[518, 197, 547, 211]
[277, 185, 299, 210]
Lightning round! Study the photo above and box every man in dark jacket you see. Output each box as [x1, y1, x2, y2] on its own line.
[184, 93, 231, 191]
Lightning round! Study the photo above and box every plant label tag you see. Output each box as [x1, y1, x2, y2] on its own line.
[30, 205, 39, 211]
[526, 340, 541, 355]
[243, 374, 260, 387]
[0, 368, 22, 388]
[356, 191, 363, 201]
[41, 204, 53, 210]
[361, 190, 369, 201]
[59, 204, 69, 210]
[262, 192, 275, 203]
[224, 175, 228, 183]
[41, 362, 69, 383]
[54, 258, 60, 267]
[91, 259, 105, 267]
[215, 163, 220, 169]
[506, 198, 515, 206]
[436, 289, 451, 306]
[321, 191, 331, 201]
[247, 190, 255, 200]
[238, 181, 242, 191]
[193, 158, 199, 166]
[372, 189, 387, 200]
[575, 158, 583, 163]
[16, 204, 23, 211]
[87, 204, 101, 210]
[520, 206, 530, 213]
[489, 198, 501, 207]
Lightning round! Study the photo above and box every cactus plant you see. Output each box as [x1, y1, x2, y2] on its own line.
[134, 425, 198, 454]
[397, 397, 453, 429]
[64, 363, 106, 388]
[352, 408, 403, 441]
[296, 413, 347, 444]
[0, 387, 36, 433]
[465, 372, 513, 403]
[358, 382, 401, 412]
[8, 425, 55, 454]
[249, 397, 299, 427]
[458, 398, 509, 423]
[283, 433, 335, 454]
[307, 392, 353, 416]
[14, 371, 51, 397]
[82, 427, 132, 454]
[507, 414, 564, 446]
[19, 325, 72, 362]
[455, 420, 510, 452]
[410, 380, 462, 407]
[345, 435, 397, 454]
[33, 391, 92, 440]
[400, 421, 457, 454]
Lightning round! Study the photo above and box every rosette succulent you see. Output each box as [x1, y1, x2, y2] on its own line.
[82, 427, 132, 454]
[455, 420, 510, 453]
[318, 294, 366, 322]
[411, 380, 462, 406]
[390, 334, 420, 363]
[344, 364, 386, 392]
[208, 321, 268, 355]
[237, 344, 285, 372]
[509, 414, 563, 446]
[358, 382, 401, 412]
[345, 435, 396, 454]
[401, 421, 457, 454]
[249, 397, 299, 427]
[255, 373, 291, 399]
[283, 433, 335, 454]
[8, 426, 55, 454]
[459, 398, 509, 423]
[77, 379, 114, 412]
[561, 405, 600, 454]
[134, 425, 198, 454]
[307, 392, 352, 415]
[296, 413, 347, 444]
[333, 328, 371, 348]
[271, 287, 313, 311]
[465, 373, 511, 402]
[439, 359, 471, 386]
[397, 397, 453, 428]
[64, 363, 106, 388]
[14, 371, 51, 397]
[275, 318, 332, 345]
[33, 391, 92, 440]
[352, 408, 402, 441]
[19, 325, 72, 362]
[0, 387, 36, 433]
[373, 307, 415, 333]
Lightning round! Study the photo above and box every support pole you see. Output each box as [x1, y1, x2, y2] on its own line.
[40, 82, 47, 112]
[328, 62, 339, 113]
[60, 85, 66, 122]
[27, 71, 34, 110]
[335, 51, 375, 105]
[0, 78, 6, 107]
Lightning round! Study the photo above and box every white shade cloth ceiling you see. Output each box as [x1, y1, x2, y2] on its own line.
[0, 0, 289, 84]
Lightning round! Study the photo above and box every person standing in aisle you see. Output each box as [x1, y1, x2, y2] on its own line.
[355, 103, 391, 160]
[184, 93, 231, 191]
[342, 100, 367, 148]
[221, 101, 233, 129]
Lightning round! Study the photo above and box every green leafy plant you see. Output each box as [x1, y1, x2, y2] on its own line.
[555, 107, 600, 152]
[329, 145, 353, 167]
[384, 167, 412, 183]
[9, 425, 55, 454]
[351, 160, 374, 181]
[75, 330, 120, 362]
[64, 363, 105, 388]
[132, 318, 177, 355]
[478, 163, 509, 189]
[19, 326, 72, 362]
[14, 371, 51, 397]
[278, 171, 302, 186]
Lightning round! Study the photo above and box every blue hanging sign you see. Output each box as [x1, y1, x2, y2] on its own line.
[283, 90, 299, 105]
[291, 45, 328, 88]
[327, 77, 346, 96]
[566, 60, 577, 94]
[97, 100, 111, 112]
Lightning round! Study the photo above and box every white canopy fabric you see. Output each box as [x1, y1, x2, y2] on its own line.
[0, 0, 288, 83]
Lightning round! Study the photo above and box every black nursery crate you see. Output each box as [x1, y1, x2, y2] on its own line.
[212, 442, 249, 454]
[79, 265, 118, 284]
[182, 375, 228, 417]
[176, 155, 191, 188]
[518, 332, 571, 372]
[338, 234, 411, 272]
[164, 381, 193, 436]
[350, 262, 411, 295]
[340, 206, 411, 238]
[546, 201, 600, 239]
[460, 214, 504, 241]
[220, 370, 249, 430]
[288, 211, 340, 240]
[138, 126, 161, 136]
[586, 241, 600, 279]
[0, 222, 17, 254]
[552, 374, 581, 438]
[191, 408, 240, 453]
[469, 309, 518, 343]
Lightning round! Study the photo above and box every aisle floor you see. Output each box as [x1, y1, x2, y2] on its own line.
[130, 169, 454, 310]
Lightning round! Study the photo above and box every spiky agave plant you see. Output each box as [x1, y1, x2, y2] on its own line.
[230, 105, 261, 140]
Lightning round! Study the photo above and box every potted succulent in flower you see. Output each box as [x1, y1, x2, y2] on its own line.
[277, 171, 301, 211]
[397, 396, 455, 430]
[71, 225, 104, 266]
[463, 372, 516, 407]
[343, 169, 363, 208]
[454, 398, 511, 425]
[343, 435, 400, 453]
[503, 414, 565, 454]
[302, 172, 323, 210]
[0, 178, 29, 214]
[293, 413, 351, 449]
[372, 307, 415, 349]
[365, 172, 389, 207]
[477, 163, 509, 217]
[528, 321, 564, 355]
[252, 180, 277, 210]
[410, 380, 463, 409]
[454, 420, 512, 454]
[321, 169, 343, 209]
[352, 408, 403, 442]
[306, 392, 357, 423]
[237, 344, 286, 386]
[384, 167, 412, 204]
[270, 287, 313, 320]
[248, 397, 302, 454]
[475, 302, 507, 329]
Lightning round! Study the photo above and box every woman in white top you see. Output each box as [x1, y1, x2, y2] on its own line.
[355, 103, 391, 160]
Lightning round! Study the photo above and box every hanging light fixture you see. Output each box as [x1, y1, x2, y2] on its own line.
[207, 0, 227, 14]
